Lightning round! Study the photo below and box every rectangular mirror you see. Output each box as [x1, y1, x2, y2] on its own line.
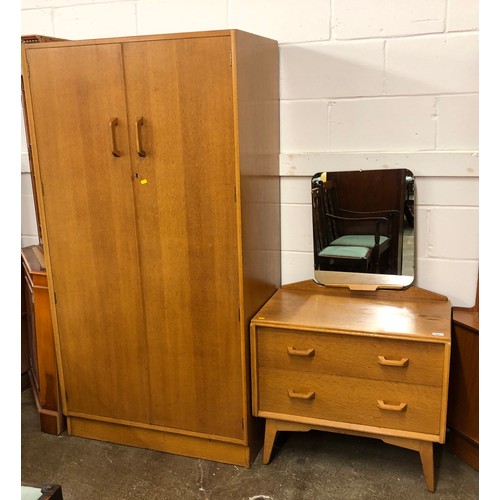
[312, 169, 414, 291]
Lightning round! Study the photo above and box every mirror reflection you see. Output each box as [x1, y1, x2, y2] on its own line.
[312, 169, 414, 289]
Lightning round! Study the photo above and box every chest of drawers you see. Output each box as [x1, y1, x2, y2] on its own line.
[250, 280, 451, 492]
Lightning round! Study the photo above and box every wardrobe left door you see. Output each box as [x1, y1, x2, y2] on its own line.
[24, 43, 151, 424]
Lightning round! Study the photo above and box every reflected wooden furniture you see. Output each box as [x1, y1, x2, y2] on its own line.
[322, 170, 407, 274]
[250, 280, 451, 492]
[21, 245, 65, 435]
[21, 30, 280, 466]
[446, 283, 479, 470]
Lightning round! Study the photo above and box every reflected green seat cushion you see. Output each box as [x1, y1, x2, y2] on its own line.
[331, 235, 389, 248]
[319, 245, 371, 259]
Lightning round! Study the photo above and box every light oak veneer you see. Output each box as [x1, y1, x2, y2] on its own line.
[251, 280, 451, 491]
[21, 29, 280, 466]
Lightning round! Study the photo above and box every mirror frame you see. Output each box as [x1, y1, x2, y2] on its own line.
[311, 168, 415, 291]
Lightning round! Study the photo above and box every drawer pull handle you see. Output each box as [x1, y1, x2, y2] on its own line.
[377, 400, 407, 412]
[287, 346, 315, 357]
[378, 356, 409, 367]
[288, 389, 315, 400]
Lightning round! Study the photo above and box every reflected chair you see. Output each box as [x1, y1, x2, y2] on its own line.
[312, 187, 372, 272]
[320, 181, 399, 274]
[321, 171, 406, 274]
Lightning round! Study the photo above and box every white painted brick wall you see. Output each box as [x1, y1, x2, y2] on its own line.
[138, 0, 228, 35]
[280, 101, 330, 152]
[20, 0, 480, 307]
[21, 174, 39, 247]
[427, 208, 478, 260]
[21, 8, 54, 35]
[328, 97, 437, 151]
[280, 40, 385, 99]
[53, 2, 137, 39]
[230, 0, 331, 43]
[21, 103, 39, 247]
[281, 204, 313, 253]
[333, 0, 447, 39]
[436, 95, 479, 150]
[385, 33, 478, 95]
[447, 0, 479, 31]
[417, 177, 479, 207]
[416, 207, 478, 260]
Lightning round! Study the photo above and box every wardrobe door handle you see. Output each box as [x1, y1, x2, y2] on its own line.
[377, 400, 407, 412]
[135, 117, 146, 157]
[287, 346, 315, 357]
[109, 117, 120, 157]
[377, 356, 409, 367]
[287, 389, 315, 400]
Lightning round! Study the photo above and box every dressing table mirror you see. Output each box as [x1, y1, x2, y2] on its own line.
[250, 168, 452, 492]
[311, 168, 414, 291]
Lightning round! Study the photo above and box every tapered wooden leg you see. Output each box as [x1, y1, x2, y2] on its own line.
[383, 436, 436, 492]
[262, 419, 279, 464]
[419, 441, 435, 493]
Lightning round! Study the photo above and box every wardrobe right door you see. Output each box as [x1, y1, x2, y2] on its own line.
[123, 35, 245, 440]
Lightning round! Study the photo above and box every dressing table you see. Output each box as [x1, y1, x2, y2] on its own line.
[250, 279, 451, 492]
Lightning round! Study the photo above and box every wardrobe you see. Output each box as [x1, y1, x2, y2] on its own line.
[21, 29, 280, 466]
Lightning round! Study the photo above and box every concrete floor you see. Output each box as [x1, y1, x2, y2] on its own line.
[21, 389, 478, 500]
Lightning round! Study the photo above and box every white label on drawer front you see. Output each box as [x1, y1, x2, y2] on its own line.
[432, 332, 444, 336]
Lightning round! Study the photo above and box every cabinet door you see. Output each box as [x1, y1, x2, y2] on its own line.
[123, 37, 244, 439]
[25, 44, 150, 423]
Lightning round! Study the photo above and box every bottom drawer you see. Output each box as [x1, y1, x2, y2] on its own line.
[258, 368, 442, 436]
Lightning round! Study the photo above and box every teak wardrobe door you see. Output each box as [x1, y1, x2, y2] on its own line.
[122, 37, 244, 439]
[25, 44, 150, 423]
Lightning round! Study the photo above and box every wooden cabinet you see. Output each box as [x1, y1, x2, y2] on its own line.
[21, 30, 280, 466]
[250, 280, 451, 491]
[21, 245, 65, 435]
[446, 306, 479, 470]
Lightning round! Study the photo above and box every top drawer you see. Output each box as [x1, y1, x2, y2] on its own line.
[256, 327, 444, 387]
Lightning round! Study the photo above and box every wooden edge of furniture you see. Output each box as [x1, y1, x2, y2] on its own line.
[451, 309, 479, 331]
[21, 246, 66, 435]
[20, 29, 274, 51]
[27, 369, 66, 436]
[22, 35, 66, 44]
[446, 277, 479, 470]
[68, 416, 254, 467]
[282, 279, 449, 302]
[232, 28, 280, 462]
[21, 265, 31, 389]
[21, 35, 65, 435]
[445, 425, 479, 471]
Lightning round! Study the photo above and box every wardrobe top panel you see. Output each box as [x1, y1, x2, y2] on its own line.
[21, 29, 277, 50]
